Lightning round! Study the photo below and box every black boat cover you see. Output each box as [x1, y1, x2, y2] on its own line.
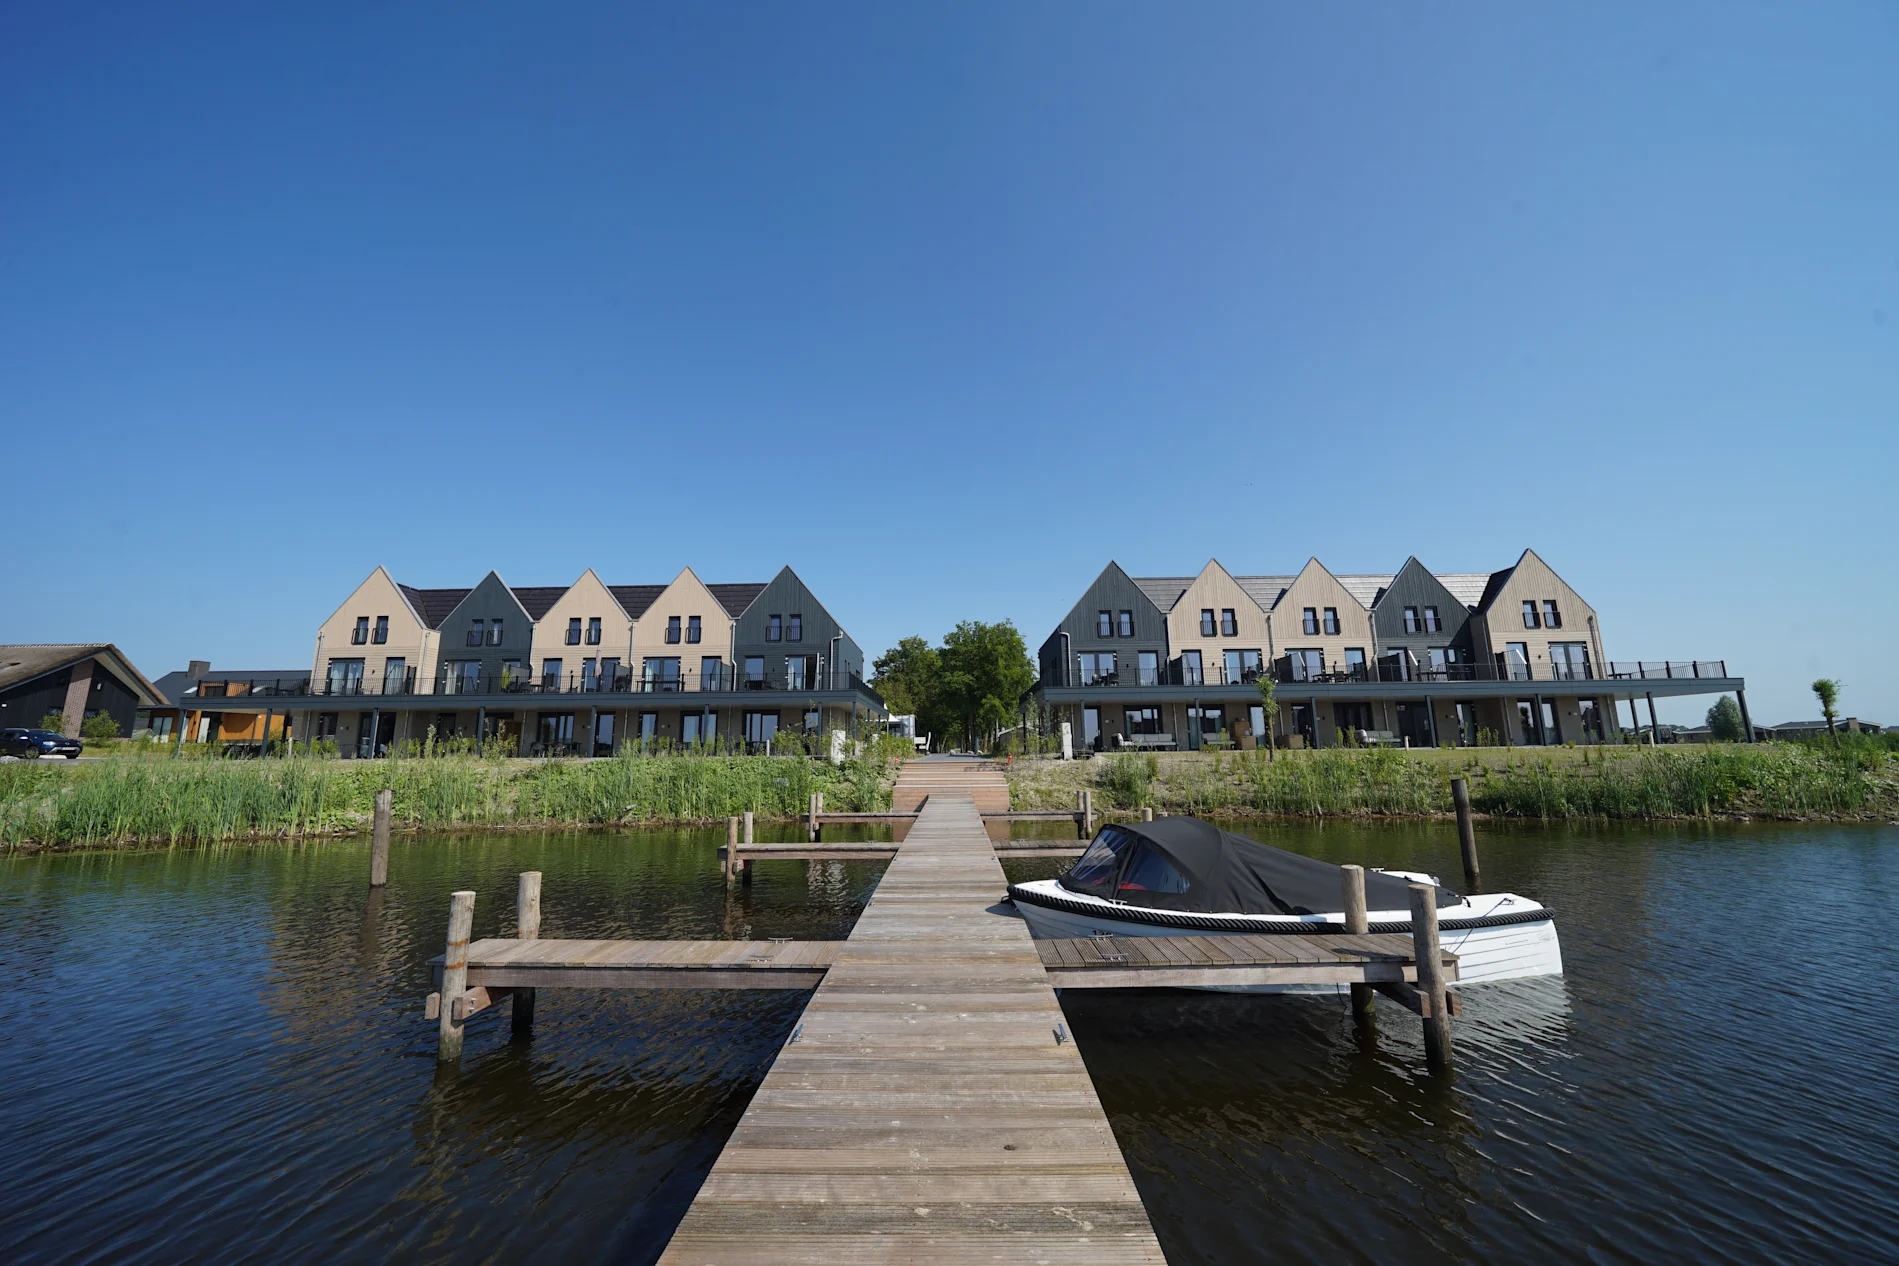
[1057, 816, 1459, 915]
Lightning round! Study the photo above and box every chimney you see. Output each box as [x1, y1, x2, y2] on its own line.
[188, 660, 211, 682]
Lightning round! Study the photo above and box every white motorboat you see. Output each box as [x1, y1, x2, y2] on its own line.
[1008, 817, 1562, 989]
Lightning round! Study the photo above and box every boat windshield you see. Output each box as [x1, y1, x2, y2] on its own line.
[1115, 844, 1191, 895]
[1062, 826, 1136, 896]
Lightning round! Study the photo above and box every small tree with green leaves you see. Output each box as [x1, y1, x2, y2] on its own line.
[80, 712, 122, 743]
[37, 711, 65, 732]
[1705, 695, 1745, 743]
[1255, 677, 1279, 762]
[1811, 678, 1842, 740]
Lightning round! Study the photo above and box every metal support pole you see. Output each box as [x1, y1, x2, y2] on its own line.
[437, 891, 475, 1063]
[370, 789, 393, 887]
[1646, 693, 1660, 746]
[476, 706, 486, 755]
[262, 707, 274, 757]
[367, 707, 380, 759]
[1341, 864, 1375, 1029]
[1736, 689, 1755, 742]
[514, 872, 541, 1034]
[1424, 694, 1438, 749]
[1451, 777, 1480, 894]
[1408, 883, 1453, 1068]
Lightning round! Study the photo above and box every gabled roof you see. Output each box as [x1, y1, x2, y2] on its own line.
[1136, 568, 1496, 617]
[1133, 577, 1196, 612]
[508, 586, 570, 620]
[398, 586, 472, 629]
[709, 583, 768, 618]
[0, 644, 163, 706]
[607, 585, 667, 619]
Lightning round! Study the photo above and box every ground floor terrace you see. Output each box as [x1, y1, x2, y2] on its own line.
[179, 690, 885, 758]
[1036, 668, 1749, 752]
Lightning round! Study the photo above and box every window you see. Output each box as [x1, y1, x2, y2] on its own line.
[768, 615, 783, 642]
[1505, 642, 1531, 680]
[639, 712, 658, 741]
[315, 713, 339, 741]
[1302, 607, 1319, 635]
[701, 656, 723, 691]
[542, 659, 563, 689]
[687, 615, 702, 644]
[1550, 643, 1591, 680]
[788, 614, 802, 642]
[567, 618, 582, 646]
[1428, 648, 1461, 676]
[382, 658, 407, 695]
[1221, 608, 1238, 637]
[600, 657, 622, 690]
[1115, 843, 1193, 895]
[326, 659, 365, 695]
[1138, 651, 1160, 686]
[352, 617, 369, 645]
[682, 712, 715, 745]
[1522, 600, 1541, 629]
[1180, 650, 1203, 686]
[594, 712, 615, 754]
[373, 616, 388, 645]
[1124, 706, 1164, 735]
[643, 657, 682, 691]
[1403, 606, 1420, 634]
[803, 708, 820, 732]
[1543, 601, 1562, 629]
[440, 661, 480, 694]
[666, 616, 681, 644]
[1344, 648, 1367, 680]
[1200, 608, 1216, 637]
[500, 659, 523, 690]
[787, 656, 814, 690]
[1287, 649, 1324, 681]
[1117, 610, 1133, 637]
[1577, 699, 1603, 742]
[1224, 648, 1262, 683]
[1077, 652, 1117, 685]
[537, 713, 574, 749]
[1063, 826, 1136, 895]
[1424, 606, 1442, 633]
[1189, 706, 1224, 739]
[744, 656, 766, 686]
[1097, 610, 1113, 637]
[587, 617, 602, 645]
[1323, 607, 1340, 636]
[581, 659, 597, 692]
[488, 619, 504, 646]
[743, 711, 779, 745]
[467, 619, 484, 647]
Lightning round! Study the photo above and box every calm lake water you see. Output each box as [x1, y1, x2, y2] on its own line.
[3, 817, 1896, 1264]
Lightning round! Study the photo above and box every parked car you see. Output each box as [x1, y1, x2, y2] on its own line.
[0, 728, 83, 759]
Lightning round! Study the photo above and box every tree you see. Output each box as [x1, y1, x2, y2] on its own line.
[1811, 678, 1842, 739]
[937, 620, 1035, 752]
[1255, 676, 1279, 761]
[1705, 695, 1745, 743]
[871, 636, 941, 721]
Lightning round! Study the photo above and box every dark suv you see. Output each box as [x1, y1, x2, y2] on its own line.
[0, 728, 83, 759]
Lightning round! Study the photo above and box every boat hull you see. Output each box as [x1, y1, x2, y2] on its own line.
[1009, 881, 1563, 992]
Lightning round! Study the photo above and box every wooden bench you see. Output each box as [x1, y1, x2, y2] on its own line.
[1356, 729, 1400, 748]
[1115, 732, 1176, 751]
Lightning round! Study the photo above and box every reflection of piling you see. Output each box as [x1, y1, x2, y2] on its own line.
[370, 789, 392, 887]
[1451, 777, 1481, 894]
[437, 891, 475, 1062]
[724, 816, 740, 888]
[1408, 883, 1453, 1068]
[514, 873, 541, 1035]
[1341, 864, 1375, 1029]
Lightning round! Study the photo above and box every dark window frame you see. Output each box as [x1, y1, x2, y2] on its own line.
[1543, 600, 1562, 629]
[1097, 610, 1113, 638]
[586, 617, 602, 645]
[372, 616, 388, 645]
[1220, 608, 1238, 637]
[1302, 607, 1319, 636]
[788, 613, 802, 642]
[687, 615, 702, 644]
[1200, 608, 1216, 637]
[353, 617, 370, 646]
[768, 615, 783, 643]
[567, 618, 583, 646]
[1522, 600, 1541, 629]
[666, 615, 682, 644]
[1117, 610, 1134, 637]
[1322, 607, 1340, 636]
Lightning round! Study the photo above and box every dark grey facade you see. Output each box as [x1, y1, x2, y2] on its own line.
[732, 566, 864, 689]
[1036, 562, 1168, 688]
[1370, 557, 1475, 669]
[430, 572, 535, 692]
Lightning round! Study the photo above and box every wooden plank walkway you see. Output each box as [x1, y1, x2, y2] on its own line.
[658, 776, 1168, 1264]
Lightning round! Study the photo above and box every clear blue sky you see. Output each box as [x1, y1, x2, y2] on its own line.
[4, 3, 1894, 726]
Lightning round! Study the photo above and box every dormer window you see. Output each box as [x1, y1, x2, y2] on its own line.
[1117, 610, 1133, 637]
[666, 616, 682, 644]
[372, 616, 388, 645]
[1322, 608, 1340, 636]
[1221, 609, 1237, 637]
[1522, 601, 1541, 629]
[467, 619, 484, 647]
[489, 619, 504, 646]
[688, 615, 702, 644]
[788, 614, 802, 642]
[353, 617, 370, 645]
[1424, 606, 1441, 633]
[1200, 609, 1216, 637]
[768, 615, 783, 642]
[1302, 608, 1319, 635]
[1542, 601, 1562, 629]
[587, 617, 602, 645]
[1403, 606, 1420, 634]
[567, 618, 582, 646]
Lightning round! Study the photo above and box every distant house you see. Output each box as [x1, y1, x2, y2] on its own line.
[139, 661, 312, 746]
[1761, 718, 1883, 741]
[0, 644, 163, 738]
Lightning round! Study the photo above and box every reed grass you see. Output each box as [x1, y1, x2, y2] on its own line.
[0, 752, 897, 850]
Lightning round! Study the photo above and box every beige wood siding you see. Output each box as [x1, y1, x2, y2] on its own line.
[1477, 550, 1602, 679]
[632, 567, 735, 690]
[312, 567, 432, 694]
[1267, 558, 1375, 676]
[1164, 560, 1271, 682]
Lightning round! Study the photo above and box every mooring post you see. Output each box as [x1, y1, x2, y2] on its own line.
[513, 872, 541, 1034]
[1408, 882, 1453, 1069]
[741, 811, 755, 886]
[808, 792, 820, 842]
[1142, 807, 1154, 822]
[725, 815, 740, 888]
[370, 789, 393, 887]
[815, 790, 823, 840]
[437, 891, 476, 1063]
[1341, 864, 1375, 1029]
[1450, 777, 1481, 894]
[1081, 789, 1095, 838]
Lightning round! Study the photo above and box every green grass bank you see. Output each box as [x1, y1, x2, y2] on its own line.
[1006, 739, 1899, 822]
[0, 752, 899, 852]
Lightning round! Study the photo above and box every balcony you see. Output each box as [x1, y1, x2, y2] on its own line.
[253, 665, 885, 704]
[1054, 658, 1731, 690]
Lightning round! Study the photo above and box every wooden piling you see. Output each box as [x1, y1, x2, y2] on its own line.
[1142, 806, 1155, 822]
[807, 792, 820, 841]
[1080, 789, 1095, 838]
[437, 891, 476, 1062]
[514, 873, 541, 1034]
[725, 815, 739, 888]
[1342, 864, 1375, 1027]
[1408, 882, 1453, 1068]
[1451, 776, 1481, 894]
[369, 789, 393, 887]
[741, 811, 755, 886]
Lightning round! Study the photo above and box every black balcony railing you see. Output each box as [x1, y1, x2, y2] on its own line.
[1061, 657, 1731, 690]
[265, 663, 886, 703]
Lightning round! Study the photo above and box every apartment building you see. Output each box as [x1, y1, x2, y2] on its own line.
[1035, 550, 1747, 750]
[204, 564, 883, 755]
